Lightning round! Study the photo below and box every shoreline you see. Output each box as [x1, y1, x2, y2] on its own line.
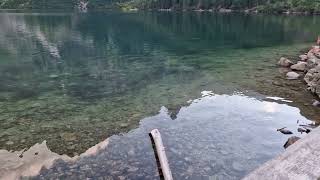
[278, 42, 320, 101]
[1, 7, 320, 16]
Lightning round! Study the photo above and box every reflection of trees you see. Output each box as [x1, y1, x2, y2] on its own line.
[0, 12, 320, 101]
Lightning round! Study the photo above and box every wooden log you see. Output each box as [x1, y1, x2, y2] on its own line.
[150, 129, 173, 180]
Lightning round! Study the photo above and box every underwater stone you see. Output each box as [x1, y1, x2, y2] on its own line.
[5, 141, 14, 145]
[60, 132, 77, 141]
[49, 74, 59, 79]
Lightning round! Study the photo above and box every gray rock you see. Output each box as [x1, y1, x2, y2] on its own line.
[304, 66, 320, 98]
[277, 128, 293, 135]
[290, 62, 308, 71]
[278, 57, 294, 67]
[286, 72, 300, 80]
[312, 100, 320, 107]
[283, 136, 300, 149]
[299, 54, 308, 61]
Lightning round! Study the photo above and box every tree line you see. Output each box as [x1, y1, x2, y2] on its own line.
[1, 0, 320, 13]
[125, 0, 320, 13]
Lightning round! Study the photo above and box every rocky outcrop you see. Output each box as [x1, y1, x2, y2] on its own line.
[278, 57, 294, 67]
[303, 46, 320, 98]
[278, 44, 320, 98]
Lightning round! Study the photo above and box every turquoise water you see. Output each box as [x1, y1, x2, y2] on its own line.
[0, 11, 320, 179]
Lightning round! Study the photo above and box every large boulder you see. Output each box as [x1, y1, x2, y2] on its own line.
[290, 61, 308, 71]
[286, 72, 300, 80]
[278, 57, 293, 67]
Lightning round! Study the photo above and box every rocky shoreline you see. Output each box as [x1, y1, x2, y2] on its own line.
[276, 40, 320, 148]
[278, 42, 320, 101]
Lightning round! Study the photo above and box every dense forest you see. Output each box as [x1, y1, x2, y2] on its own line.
[1, 0, 320, 13]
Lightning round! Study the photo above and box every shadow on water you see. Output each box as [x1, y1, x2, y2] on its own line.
[0, 11, 320, 178]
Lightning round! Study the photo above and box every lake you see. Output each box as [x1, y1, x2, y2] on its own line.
[0, 11, 319, 179]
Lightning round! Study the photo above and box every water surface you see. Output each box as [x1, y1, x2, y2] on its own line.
[0, 11, 320, 179]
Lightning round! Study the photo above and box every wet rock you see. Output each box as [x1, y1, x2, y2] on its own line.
[283, 136, 300, 149]
[312, 100, 320, 107]
[286, 72, 300, 80]
[290, 62, 308, 71]
[277, 128, 293, 135]
[305, 128, 311, 133]
[278, 57, 294, 67]
[297, 127, 306, 133]
[299, 54, 308, 61]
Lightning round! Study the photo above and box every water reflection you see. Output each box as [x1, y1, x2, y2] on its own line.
[0, 11, 319, 159]
[1, 93, 310, 179]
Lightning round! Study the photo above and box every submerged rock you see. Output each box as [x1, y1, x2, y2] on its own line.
[286, 72, 300, 80]
[278, 57, 293, 67]
[60, 132, 77, 141]
[5, 141, 14, 145]
[290, 62, 308, 71]
[283, 136, 300, 149]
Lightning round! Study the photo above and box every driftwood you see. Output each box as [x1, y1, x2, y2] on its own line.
[150, 129, 173, 180]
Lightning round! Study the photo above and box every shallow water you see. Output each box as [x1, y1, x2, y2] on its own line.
[0, 11, 320, 179]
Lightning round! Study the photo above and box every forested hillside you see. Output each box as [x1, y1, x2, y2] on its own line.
[0, 0, 77, 9]
[131, 0, 320, 13]
[1, 0, 320, 13]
